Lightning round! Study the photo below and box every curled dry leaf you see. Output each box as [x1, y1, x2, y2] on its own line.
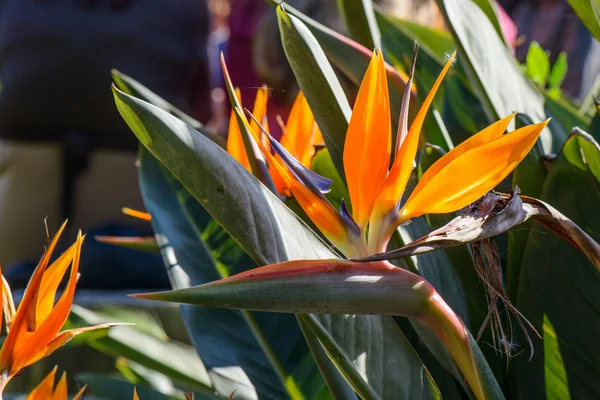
[356, 188, 600, 273]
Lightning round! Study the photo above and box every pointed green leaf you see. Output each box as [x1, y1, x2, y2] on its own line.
[111, 69, 224, 148]
[336, 0, 381, 49]
[133, 258, 500, 400]
[94, 235, 160, 254]
[277, 5, 351, 181]
[436, 0, 560, 152]
[548, 52, 568, 90]
[525, 42, 550, 86]
[513, 130, 600, 399]
[70, 306, 215, 394]
[566, 0, 600, 42]
[507, 113, 548, 298]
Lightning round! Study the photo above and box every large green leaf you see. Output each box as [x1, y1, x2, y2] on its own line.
[543, 94, 590, 135]
[507, 114, 548, 298]
[134, 259, 504, 400]
[436, 0, 559, 153]
[566, 0, 600, 42]
[513, 131, 600, 399]
[69, 306, 215, 395]
[111, 69, 224, 148]
[268, 1, 411, 127]
[336, 0, 381, 49]
[276, 5, 351, 181]
[114, 89, 441, 399]
[139, 149, 326, 400]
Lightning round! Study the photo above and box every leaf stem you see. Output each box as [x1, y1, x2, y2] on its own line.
[418, 292, 505, 400]
[242, 310, 304, 400]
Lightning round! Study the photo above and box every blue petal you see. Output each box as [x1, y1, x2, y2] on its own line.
[270, 136, 332, 194]
[245, 109, 332, 195]
[340, 200, 360, 235]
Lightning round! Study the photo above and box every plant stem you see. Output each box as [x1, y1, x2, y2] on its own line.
[242, 310, 303, 400]
[418, 291, 504, 400]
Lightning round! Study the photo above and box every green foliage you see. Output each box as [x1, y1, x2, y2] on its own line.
[114, 88, 451, 400]
[525, 42, 550, 87]
[523, 42, 568, 99]
[92, 1, 600, 399]
[566, 0, 600, 42]
[514, 131, 600, 399]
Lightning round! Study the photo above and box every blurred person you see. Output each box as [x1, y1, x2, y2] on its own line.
[0, 0, 212, 271]
[226, 0, 346, 140]
[379, 0, 445, 29]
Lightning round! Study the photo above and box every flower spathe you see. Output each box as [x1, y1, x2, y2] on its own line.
[26, 367, 86, 400]
[0, 222, 119, 394]
[26, 367, 140, 400]
[224, 48, 548, 258]
[223, 54, 323, 197]
[343, 49, 392, 231]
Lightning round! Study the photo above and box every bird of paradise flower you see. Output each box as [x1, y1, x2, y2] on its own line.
[0, 222, 120, 396]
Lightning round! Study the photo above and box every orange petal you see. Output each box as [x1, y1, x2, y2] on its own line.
[12, 232, 84, 373]
[401, 119, 549, 220]
[1, 273, 14, 331]
[313, 126, 325, 147]
[366, 53, 455, 254]
[26, 366, 58, 400]
[52, 371, 67, 400]
[22, 323, 121, 370]
[72, 385, 87, 400]
[241, 109, 364, 257]
[250, 86, 270, 148]
[36, 242, 79, 324]
[0, 221, 67, 372]
[411, 113, 516, 203]
[343, 50, 392, 229]
[373, 52, 456, 219]
[121, 207, 152, 221]
[133, 387, 140, 400]
[280, 93, 303, 157]
[0, 267, 3, 334]
[284, 91, 317, 167]
[226, 88, 251, 171]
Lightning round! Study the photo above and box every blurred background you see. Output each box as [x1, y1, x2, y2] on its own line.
[0, 0, 597, 396]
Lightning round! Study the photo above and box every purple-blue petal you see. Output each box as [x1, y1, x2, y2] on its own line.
[340, 200, 360, 235]
[244, 108, 332, 195]
[269, 137, 332, 194]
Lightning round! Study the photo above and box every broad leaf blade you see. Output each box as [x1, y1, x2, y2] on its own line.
[70, 306, 214, 394]
[436, 0, 559, 152]
[140, 150, 324, 400]
[111, 69, 224, 148]
[269, 1, 412, 127]
[277, 5, 351, 181]
[336, 0, 381, 49]
[566, 0, 600, 42]
[514, 131, 600, 399]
